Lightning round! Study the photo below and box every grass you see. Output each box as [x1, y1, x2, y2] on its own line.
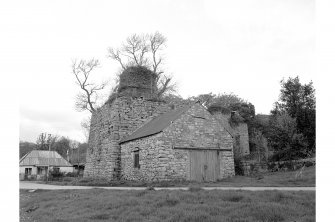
[216, 165, 315, 187]
[20, 188, 315, 222]
[41, 166, 315, 187]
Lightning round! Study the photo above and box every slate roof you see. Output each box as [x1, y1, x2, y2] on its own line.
[119, 105, 191, 144]
[19, 150, 73, 167]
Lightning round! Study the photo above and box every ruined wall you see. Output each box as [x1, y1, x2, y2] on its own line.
[212, 113, 250, 156]
[120, 104, 235, 181]
[84, 97, 171, 179]
[233, 123, 250, 155]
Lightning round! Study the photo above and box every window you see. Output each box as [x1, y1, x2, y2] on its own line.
[37, 166, 47, 175]
[53, 167, 60, 173]
[134, 150, 140, 169]
[25, 168, 32, 175]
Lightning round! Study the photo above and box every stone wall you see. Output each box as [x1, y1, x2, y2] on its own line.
[121, 133, 189, 181]
[212, 112, 250, 156]
[84, 96, 171, 179]
[233, 123, 250, 155]
[120, 103, 235, 181]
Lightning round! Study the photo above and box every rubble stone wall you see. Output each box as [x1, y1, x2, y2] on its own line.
[120, 104, 235, 181]
[84, 97, 170, 179]
[212, 113, 250, 156]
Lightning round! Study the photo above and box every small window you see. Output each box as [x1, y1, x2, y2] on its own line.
[25, 168, 32, 175]
[37, 166, 47, 175]
[53, 167, 60, 173]
[134, 150, 140, 169]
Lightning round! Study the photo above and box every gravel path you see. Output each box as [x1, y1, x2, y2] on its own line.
[20, 181, 315, 191]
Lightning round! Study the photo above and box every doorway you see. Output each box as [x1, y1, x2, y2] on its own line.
[189, 150, 220, 182]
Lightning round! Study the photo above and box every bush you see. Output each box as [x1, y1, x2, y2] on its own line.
[48, 168, 64, 180]
[65, 172, 78, 177]
[267, 162, 277, 171]
[76, 177, 110, 186]
[305, 161, 314, 167]
[283, 161, 294, 171]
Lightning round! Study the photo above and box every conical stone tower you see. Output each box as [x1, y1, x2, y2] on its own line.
[84, 66, 171, 179]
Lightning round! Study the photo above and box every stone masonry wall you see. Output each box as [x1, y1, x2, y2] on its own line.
[121, 133, 189, 181]
[120, 103, 235, 181]
[212, 113, 250, 156]
[234, 123, 250, 155]
[84, 97, 171, 179]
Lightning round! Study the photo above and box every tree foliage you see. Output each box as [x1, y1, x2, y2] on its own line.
[36, 133, 57, 150]
[19, 141, 37, 159]
[20, 134, 88, 161]
[271, 76, 315, 151]
[266, 76, 315, 160]
[107, 32, 176, 98]
[191, 93, 255, 124]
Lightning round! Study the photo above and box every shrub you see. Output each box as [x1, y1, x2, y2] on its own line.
[305, 161, 314, 167]
[267, 162, 277, 171]
[48, 168, 64, 180]
[65, 172, 77, 177]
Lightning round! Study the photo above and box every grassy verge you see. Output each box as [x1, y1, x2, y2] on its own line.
[20, 188, 315, 222]
[40, 166, 315, 187]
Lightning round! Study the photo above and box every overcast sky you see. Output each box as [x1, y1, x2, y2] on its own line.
[2, 0, 315, 143]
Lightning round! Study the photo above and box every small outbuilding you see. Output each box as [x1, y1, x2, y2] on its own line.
[19, 150, 74, 180]
[119, 103, 235, 182]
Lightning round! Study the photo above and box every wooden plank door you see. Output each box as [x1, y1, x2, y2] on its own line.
[189, 150, 220, 182]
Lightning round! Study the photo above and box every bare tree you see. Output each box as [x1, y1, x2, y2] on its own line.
[36, 133, 57, 150]
[71, 59, 107, 113]
[107, 32, 176, 97]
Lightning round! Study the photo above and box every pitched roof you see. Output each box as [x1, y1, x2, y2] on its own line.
[119, 105, 191, 144]
[19, 150, 73, 167]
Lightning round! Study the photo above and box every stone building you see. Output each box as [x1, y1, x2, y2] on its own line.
[84, 66, 235, 181]
[119, 103, 234, 181]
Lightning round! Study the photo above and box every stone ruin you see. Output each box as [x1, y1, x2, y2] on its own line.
[84, 66, 172, 179]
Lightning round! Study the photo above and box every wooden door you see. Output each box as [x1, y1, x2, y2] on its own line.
[189, 150, 220, 182]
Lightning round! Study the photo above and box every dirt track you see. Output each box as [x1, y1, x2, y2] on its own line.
[20, 181, 315, 191]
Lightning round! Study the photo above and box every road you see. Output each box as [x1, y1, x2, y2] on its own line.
[20, 181, 315, 191]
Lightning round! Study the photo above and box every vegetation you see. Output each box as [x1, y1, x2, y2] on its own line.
[71, 59, 108, 113]
[19, 141, 37, 159]
[189, 92, 255, 122]
[43, 165, 315, 187]
[253, 77, 316, 161]
[107, 32, 176, 98]
[20, 189, 315, 222]
[19, 134, 87, 163]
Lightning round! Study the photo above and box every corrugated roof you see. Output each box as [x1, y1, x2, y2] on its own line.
[19, 150, 73, 167]
[120, 105, 191, 144]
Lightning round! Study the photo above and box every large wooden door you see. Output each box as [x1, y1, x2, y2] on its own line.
[189, 150, 220, 182]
